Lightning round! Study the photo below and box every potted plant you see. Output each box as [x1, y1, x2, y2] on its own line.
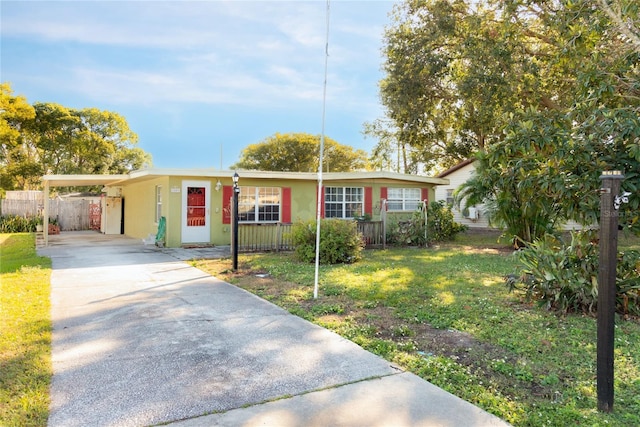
[48, 217, 60, 235]
[36, 217, 44, 232]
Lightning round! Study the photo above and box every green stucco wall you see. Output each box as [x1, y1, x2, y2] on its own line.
[117, 175, 438, 248]
[121, 177, 168, 242]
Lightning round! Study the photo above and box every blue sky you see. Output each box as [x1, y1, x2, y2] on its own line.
[1, 1, 396, 170]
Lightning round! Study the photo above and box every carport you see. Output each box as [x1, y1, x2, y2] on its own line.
[41, 174, 129, 246]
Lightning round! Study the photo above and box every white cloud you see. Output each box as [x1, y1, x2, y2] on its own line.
[2, 0, 392, 118]
[67, 60, 326, 108]
[2, 1, 331, 50]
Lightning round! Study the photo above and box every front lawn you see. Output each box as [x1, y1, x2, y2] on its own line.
[194, 232, 640, 427]
[0, 233, 52, 427]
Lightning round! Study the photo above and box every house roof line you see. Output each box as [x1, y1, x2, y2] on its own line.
[43, 168, 450, 187]
[436, 159, 475, 178]
[129, 168, 449, 184]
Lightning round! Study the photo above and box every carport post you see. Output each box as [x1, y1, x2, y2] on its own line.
[597, 170, 623, 412]
[43, 179, 50, 246]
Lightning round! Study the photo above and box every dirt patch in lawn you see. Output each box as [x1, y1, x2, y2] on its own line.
[341, 303, 555, 399]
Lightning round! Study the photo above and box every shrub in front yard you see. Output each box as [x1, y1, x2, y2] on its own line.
[427, 201, 467, 243]
[291, 219, 364, 264]
[0, 215, 40, 233]
[387, 201, 467, 246]
[508, 230, 640, 315]
[617, 248, 640, 315]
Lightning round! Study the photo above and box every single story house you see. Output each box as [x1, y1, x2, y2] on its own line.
[41, 168, 449, 247]
[434, 159, 490, 229]
[435, 159, 585, 231]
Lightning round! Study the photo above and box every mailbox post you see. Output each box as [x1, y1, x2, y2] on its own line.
[597, 170, 624, 412]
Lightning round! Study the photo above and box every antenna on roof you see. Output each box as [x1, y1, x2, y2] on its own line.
[314, 0, 330, 299]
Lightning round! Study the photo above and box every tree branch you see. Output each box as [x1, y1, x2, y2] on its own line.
[597, 0, 640, 54]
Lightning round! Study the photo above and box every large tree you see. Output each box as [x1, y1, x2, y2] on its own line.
[363, 118, 427, 174]
[0, 84, 152, 190]
[453, 0, 640, 242]
[0, 83, 36, 191]
[376, 0, 614, 171]
[232, 132, 369, 172]
[377, 0, 510, 170]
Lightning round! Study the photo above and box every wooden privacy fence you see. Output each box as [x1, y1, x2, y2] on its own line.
[237, 221, 385, 253]
[0, 199, 43, 217]
[0, 198, 99, 231]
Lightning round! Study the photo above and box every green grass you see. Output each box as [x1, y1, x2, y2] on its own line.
[619, 233, 640, 250]
[196, 233, 640, 427]
[0, 233, 52, 427]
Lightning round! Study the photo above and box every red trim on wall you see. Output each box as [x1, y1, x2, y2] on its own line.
[316, 186, 325, 218]
[365, 187, 373, 216]
[380, 187, 388, 211]
[421, 188, 430, 204]
[282, 187, 291, 223]
[222, 186, 233, 224]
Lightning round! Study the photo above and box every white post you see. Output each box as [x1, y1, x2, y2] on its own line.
[43, 180, 50, 246]
[314, 0, 331, 299]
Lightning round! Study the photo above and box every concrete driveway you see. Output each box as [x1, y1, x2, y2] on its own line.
[39, 232, 511, 427]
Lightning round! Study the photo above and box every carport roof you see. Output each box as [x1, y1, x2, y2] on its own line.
[42, 174, 129, 187]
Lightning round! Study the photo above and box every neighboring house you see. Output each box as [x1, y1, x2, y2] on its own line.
[435, 160, 585, 231]
[435, 159, 490, 229]
[41, 168, 449, 247]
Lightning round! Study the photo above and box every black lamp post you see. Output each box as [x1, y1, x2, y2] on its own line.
[232, 172, 240, 271]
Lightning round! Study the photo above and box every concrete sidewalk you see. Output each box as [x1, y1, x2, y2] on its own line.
[39, 232, 511, 427]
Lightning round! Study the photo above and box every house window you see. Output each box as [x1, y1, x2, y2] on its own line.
[387, 188, 421, 211]
[446, 189, 454, 206]
[325, 187, 364, 218]
[239, 187, 281, 223]
[155, 185, 162, 223]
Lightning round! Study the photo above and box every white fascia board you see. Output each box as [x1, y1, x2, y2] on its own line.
[51, 169, 450, 186]
[128, 168, 318, 181]
[322, 171, 450, 185]
[41, 174, 130, 187]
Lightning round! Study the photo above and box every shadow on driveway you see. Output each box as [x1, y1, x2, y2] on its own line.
[40, 232, 510, 427]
